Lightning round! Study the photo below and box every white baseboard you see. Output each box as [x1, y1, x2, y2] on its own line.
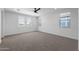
[39, 30, 78, 40]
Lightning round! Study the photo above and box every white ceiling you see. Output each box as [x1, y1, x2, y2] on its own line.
[23, 8, 34, 12]
[5, 8, 39, 17]
[4, 8, 64, 17]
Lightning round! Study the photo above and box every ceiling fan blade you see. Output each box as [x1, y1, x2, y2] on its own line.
[34, 8, 40, 13]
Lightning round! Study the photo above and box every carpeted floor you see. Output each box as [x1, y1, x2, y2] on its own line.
[0, 31, 78, 51]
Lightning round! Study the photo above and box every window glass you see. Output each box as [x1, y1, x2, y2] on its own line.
[18, 16, 25, 26]
[59, 16, 70, 28]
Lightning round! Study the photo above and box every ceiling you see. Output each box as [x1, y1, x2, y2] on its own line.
[5, 8, 40, 17]
[4, 8, 64, 17]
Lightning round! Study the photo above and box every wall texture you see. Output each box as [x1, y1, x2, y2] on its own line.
[2, 10, 39, 36]
[39, 8, 78, 40]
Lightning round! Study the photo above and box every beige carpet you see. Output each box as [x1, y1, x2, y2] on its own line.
[0, 31, 78, 51]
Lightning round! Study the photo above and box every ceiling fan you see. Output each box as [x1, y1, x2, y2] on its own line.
[34, 8, 40, 13]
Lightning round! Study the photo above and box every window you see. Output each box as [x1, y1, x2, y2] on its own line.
[18, 16, 25, 26]
[59, 16, 70, 28]
[26, 17, 31, 24]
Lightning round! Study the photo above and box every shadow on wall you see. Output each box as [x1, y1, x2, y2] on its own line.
[0, 39, 1, 44]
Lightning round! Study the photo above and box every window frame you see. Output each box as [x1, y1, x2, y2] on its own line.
[18, 16, 25, 27]
[59, 16, 71, 28]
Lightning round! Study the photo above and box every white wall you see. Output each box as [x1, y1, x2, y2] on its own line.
[78, 8, 79, 50]
[39, 8, 78, 40]
[0, 9, 1, 44]
[2, 10, 39, 36]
